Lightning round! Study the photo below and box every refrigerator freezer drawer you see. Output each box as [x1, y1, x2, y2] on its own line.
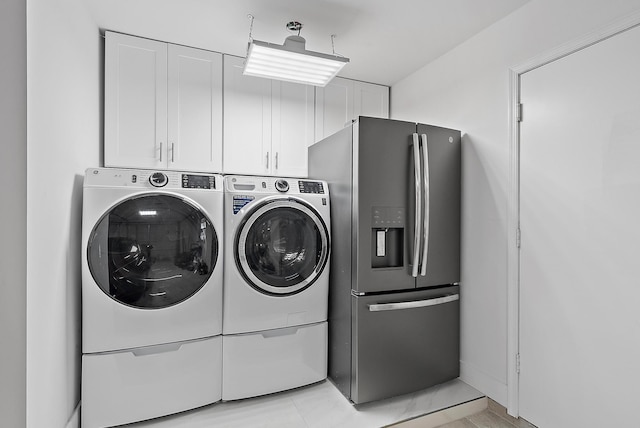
[351, 286, 460, 404]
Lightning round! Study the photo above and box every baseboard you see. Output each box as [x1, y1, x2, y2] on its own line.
[459, 361, 508, 407]
[65, 402, 80, 428]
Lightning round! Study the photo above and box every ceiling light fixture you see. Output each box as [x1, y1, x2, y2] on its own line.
[243, 16, 349, 87]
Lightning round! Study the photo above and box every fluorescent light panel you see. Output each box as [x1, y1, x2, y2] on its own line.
[244, 39, 349, 87]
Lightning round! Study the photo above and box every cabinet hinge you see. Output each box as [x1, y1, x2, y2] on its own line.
[516, 228, 521, 248]
[516, 103, 523, 122]
[516, 353, 521, 374]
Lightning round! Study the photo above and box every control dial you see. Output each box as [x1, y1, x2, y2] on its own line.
[275, 179, 289, 192]
[149, 172, 168, 187]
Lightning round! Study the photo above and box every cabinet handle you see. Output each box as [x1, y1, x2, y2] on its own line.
[275, 152, 279, 169]
[171, 142, 175, 163]
[159, 142, 163, 162]
[266, 152, 269, 169]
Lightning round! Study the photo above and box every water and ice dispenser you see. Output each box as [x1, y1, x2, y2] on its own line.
[371, 207, 404, 268]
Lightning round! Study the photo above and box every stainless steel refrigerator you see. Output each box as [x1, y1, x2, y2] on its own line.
[308, 116, 461, 404]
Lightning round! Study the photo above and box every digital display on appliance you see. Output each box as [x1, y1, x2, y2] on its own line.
[298, 181, 325, 194]
[182, 174, 215, 189]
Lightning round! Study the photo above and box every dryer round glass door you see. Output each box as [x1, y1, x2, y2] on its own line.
[236, 198, 329, 295]
[87, 193, 218, 309]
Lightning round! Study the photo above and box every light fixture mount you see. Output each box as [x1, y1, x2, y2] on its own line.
[243, 17, 349, 87]
[286, 21, 303, 33]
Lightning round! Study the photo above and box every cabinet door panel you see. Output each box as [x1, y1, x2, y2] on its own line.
[314, 77, 353, 142]
[354, 81, 389, 119]
[223, 55, 271, 175]
[105, 32, 167, 168]
[168, 45, 222, 172]
[272, 82, 314, 177]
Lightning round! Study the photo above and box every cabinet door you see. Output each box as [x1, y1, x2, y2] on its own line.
[105, 32, 167, 169]
[272, 81, 314, 177]
[314, 77, 353, 142]
[167, 45, 222, 173]
[223, 55, 271, 175]
[353, 81, 389, 120]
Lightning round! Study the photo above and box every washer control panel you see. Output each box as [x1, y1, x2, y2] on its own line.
[226, 176, 328, 196]
[298, 180, 325, 194]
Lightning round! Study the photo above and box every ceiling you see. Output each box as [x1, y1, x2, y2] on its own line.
[85, 0, 530, 86]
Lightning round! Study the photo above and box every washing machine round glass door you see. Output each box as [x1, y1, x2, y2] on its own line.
[87, 193, 218, 309]
[236, 198, 329, 295]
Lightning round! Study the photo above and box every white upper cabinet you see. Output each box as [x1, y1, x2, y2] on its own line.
[314, 77, 353, 143]
[105, 33, 167, 169]
[223, 55, 272, 176]
[353, 80, 390, 119]
[271, 80, 315, 178]
[314, 77, 389, 142]
[105, 32, 223, 172]
[223, 55, 314, 178]
[167, 44, 223, 172]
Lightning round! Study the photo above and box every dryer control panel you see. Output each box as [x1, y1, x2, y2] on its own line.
[84, 168, 221, 192]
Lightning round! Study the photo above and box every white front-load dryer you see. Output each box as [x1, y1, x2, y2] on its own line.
[222, 175, 331, 400]
[81, 168, 223, 428]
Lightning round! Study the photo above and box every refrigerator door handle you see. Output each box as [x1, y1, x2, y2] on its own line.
[411, 133, 422, 278]
[420, 133, 430, 277]
[368, 294, 460, 312]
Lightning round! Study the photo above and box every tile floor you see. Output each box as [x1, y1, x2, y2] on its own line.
[126, 378, 484, 427]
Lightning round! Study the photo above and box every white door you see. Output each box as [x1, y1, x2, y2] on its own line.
[519, 24, 640, 427]
[223, 55, 272, 175]
[167, 45, 222, 173]
[104, 32, 167, 169]
[272, 81, 314, 177]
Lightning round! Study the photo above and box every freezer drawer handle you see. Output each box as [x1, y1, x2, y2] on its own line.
[368, 294, 459, 312]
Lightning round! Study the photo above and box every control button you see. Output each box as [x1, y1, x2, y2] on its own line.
[275, 179, 289, 192]
[149, 172, 168, 187]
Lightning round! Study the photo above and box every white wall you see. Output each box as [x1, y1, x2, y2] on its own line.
[391, 0, 640, 405]
[0, 0, 27, 426]
[27, 0, 101, 426]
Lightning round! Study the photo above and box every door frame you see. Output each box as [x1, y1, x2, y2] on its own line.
[506, 11, 640, 417]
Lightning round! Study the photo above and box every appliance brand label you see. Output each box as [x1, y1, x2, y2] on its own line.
[232, 195, 254, 214]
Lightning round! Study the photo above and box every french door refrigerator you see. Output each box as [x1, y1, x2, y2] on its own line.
[308, 116, 461, 404]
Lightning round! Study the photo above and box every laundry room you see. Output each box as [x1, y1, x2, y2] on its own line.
[3, 1, 640, 428]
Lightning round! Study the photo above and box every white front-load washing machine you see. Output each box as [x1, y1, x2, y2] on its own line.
[81, 168, 223, 428]
[222, 175, 331, 400]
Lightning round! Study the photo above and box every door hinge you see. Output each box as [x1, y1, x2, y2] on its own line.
[516, 353, 521, 374]
[516, 103, 523, 122]
[516, 228, 521, 248]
